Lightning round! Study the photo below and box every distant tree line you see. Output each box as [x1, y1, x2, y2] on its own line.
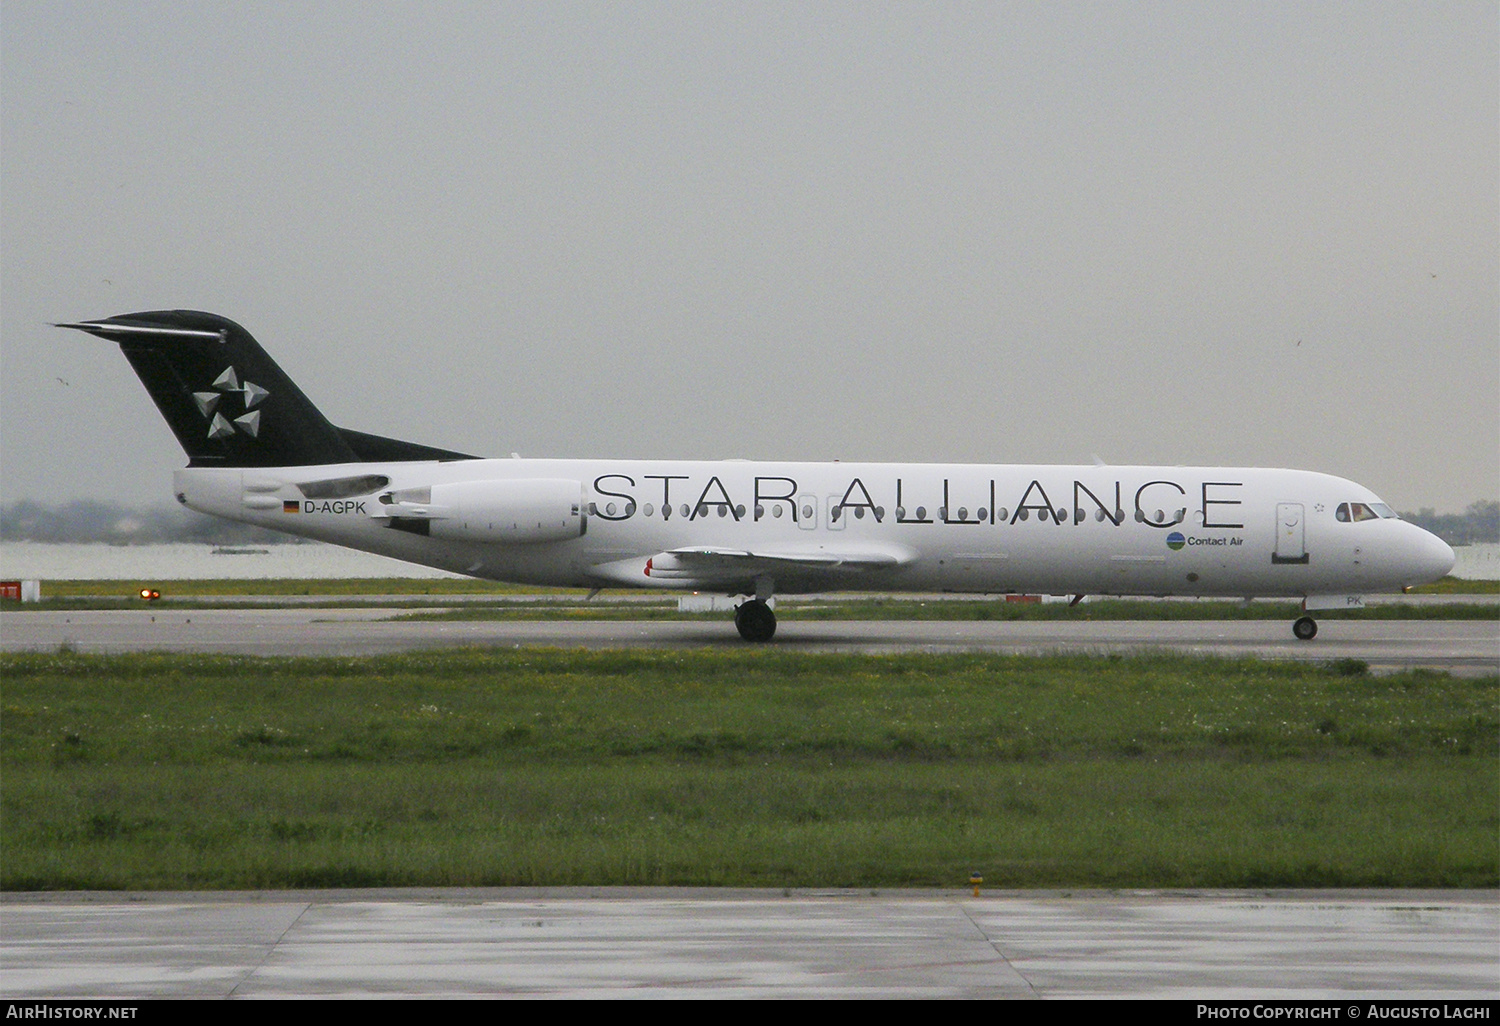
[1399, 500, 1499, 547]
[0, 500, 300, 545]
[3, 497, 1496, 547]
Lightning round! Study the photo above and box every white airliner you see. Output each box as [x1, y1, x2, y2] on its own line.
[60, 311, 1455, 641]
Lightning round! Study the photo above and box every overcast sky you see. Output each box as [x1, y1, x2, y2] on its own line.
[3, 2, 1495, 513]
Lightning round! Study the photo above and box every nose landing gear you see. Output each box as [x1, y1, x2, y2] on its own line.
[1293, 616, 1318, 641]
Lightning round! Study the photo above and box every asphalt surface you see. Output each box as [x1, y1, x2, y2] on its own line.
[2, 890, 1495, 999]
[2, 608, 1496, 674]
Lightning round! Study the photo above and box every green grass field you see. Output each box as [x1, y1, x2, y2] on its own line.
[3, 649, 1494, 890]
[14, 577, 554, 598]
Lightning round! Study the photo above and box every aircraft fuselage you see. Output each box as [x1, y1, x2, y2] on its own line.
[59, 310, 1456, 642]
[176, 459, 1453, 601]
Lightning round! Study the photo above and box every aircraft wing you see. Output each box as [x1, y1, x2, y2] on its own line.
[585, 544, 912, 589]
[656, 545, 905, 575]
[642, 544, 911, 586]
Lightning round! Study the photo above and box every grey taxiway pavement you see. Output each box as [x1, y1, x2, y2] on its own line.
[2, 890, 1496, 999]
[2, 607, 1496, 674]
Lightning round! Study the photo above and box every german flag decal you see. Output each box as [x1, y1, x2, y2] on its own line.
[283, 500, 299, 513]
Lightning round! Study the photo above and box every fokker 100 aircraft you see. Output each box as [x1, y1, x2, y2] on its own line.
[60, 311, 1456, 641]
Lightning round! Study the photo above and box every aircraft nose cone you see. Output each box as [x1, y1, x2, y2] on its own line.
[1412, 527, 1455, 584]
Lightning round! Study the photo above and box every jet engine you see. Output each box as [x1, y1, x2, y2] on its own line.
[420, 479, 585, 543]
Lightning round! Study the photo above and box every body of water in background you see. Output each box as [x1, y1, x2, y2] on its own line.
[1451, 542, 1500, 580]
[2, 542, 1497, 582]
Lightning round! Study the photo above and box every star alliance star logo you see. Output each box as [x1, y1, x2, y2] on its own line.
[193, 366, 268, 440]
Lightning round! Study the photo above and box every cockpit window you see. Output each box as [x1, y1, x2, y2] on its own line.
[1336, 501, 1396, 523]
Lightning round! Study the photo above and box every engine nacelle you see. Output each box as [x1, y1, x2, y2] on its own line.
[427, 479, 584, 544]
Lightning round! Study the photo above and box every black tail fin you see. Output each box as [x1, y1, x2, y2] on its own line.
[59, 311, 476, 467]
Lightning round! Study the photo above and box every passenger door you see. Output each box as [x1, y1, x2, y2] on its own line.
[1273, 502, 1309, 564]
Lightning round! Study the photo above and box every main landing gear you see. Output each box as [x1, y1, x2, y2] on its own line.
[734, 575, 777, 642]
[734, 599, 777, 642]
[1293, 616, 1318, 641]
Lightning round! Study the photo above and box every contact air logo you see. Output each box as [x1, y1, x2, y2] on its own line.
[194, 366, 268, 441]
[1166, 531, 1186, 551]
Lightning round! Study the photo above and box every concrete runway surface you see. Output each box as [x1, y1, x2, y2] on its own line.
[2, 608, 1496, 674]
[2, 890, 1496, 999]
